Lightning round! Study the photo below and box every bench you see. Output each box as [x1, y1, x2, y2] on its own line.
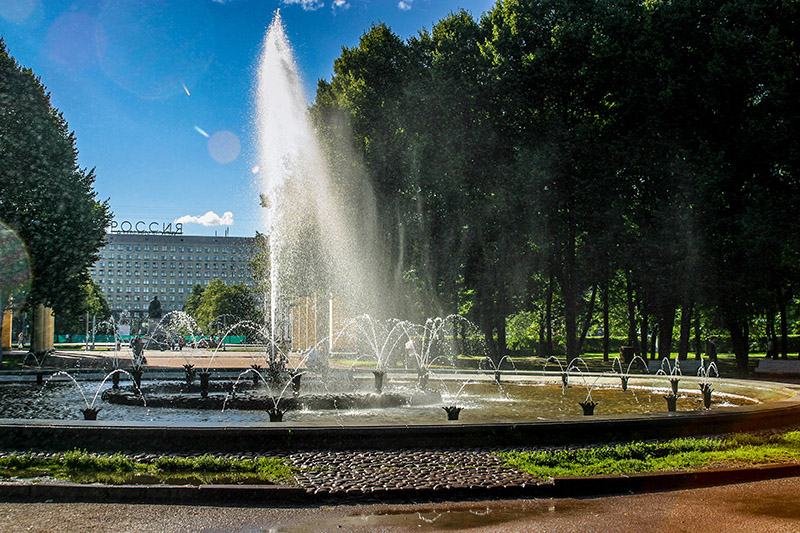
[755, 359, 800, 375]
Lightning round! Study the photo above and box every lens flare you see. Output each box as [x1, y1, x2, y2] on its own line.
[208, 130, 241, 164]
[0, 222, 32, 310]
[194, 126, 210, 138]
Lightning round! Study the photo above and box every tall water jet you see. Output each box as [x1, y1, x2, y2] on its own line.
[255, 10, 389, 352]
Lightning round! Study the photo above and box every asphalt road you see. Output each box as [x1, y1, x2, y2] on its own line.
[2, 476, 800, 532]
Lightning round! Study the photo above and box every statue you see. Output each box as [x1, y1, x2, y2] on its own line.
[148, 296, 162, 319]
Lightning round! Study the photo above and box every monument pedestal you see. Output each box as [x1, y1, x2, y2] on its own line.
[1, 308, 11, 353]
[32, 304, 54, 354]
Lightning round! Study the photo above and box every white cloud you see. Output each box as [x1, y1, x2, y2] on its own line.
[398, 1, 413, 10]
[175, 211, 234, 227]
[332, 0, 350, 9]
[282, 0, 324, 11]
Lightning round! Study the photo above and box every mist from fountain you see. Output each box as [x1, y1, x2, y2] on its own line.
[255, 10, 389, 354]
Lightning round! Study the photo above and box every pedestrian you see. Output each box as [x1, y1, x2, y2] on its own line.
[707, 339, 718, 363]
[17, 331, 23, 350]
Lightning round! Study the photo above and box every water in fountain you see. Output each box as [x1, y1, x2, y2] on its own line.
[255, 10, 390, 355]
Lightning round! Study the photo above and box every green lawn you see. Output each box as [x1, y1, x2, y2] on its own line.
[499, 432, 800, 480]
[0, 450, 296, 485]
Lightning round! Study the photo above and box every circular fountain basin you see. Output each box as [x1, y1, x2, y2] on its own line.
[0, 370, 798, 452]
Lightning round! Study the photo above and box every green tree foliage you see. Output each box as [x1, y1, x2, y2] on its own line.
[185, 280, 261, 333]
[310, 0, 800, 368]
[54, 279, 111, 335]
[0, 40, 112, 324]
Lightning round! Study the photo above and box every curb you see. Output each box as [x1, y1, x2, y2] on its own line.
[2, 464, 799, 505]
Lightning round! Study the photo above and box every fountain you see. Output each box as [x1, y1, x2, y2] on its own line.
[443, 405, 463, 421]
[0, 11, 798, 456]
[665, 393, 678, 412]
[611, 355, 649, 391]
[697, 358, 719, 409]
[579, 400, 598, 416]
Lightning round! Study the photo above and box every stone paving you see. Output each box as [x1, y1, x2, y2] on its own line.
[288, 449, 539, 494]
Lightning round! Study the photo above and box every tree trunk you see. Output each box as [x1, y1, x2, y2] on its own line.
[678, 301, 693, 361]
[725, 315, 750, 374]
[545, 271, 554, 358]
[650, 324, 658, 360]
[626, 272, 637, 352]
[577, 284, 597, 355]
[496, 317, 507, 364]
[694, 313, 702, 360]
[538, 306, 546, 358]
[482, 321, 498, 363]
[657, 308, 675, 361]
[767, 313, 777, 359]
[641, 311, 649, 360]
[778, 287, 789, 359]
[561, 224, 579, 364]
[602, 279, 610, 362]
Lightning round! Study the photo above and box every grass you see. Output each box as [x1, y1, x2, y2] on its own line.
[499, 432, 800, 480]
[0, 450, 296, 485]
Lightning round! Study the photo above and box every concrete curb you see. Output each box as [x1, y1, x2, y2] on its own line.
[2, 464, 799, 505]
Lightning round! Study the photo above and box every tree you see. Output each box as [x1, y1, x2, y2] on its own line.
[0, 40, 112, 327]
[186, 280, 261, 333]
[54, 279, 111, 335]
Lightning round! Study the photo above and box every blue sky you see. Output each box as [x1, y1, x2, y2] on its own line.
[0, 0, 494, 237]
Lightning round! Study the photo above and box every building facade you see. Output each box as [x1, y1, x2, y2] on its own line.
[89, 233, 258, 323]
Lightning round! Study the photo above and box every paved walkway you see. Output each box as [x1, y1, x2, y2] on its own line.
[289, 449, 537, 494]
[1, 475, 799, 532]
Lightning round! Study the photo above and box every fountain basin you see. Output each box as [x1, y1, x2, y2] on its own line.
[1, 371, 798, 452]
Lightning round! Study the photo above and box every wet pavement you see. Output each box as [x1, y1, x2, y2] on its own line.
[1, 475, 800, 532]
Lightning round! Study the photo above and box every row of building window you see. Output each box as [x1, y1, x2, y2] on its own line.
[99, 276, 254, 288]
[100, 253, 248, 262]
[95, 264, 247, 272]
[96, 268, 248, 277]
[104, 245, 249, 253]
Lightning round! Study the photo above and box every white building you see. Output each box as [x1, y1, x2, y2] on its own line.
[89, 231, 258, 322]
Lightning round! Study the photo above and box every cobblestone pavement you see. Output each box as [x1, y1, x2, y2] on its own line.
[288, 449, 538, 494]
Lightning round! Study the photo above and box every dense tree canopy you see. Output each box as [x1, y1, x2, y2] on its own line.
[0, 40, 112, 324]
[183, 281, 261, 333]
[312, 0, 800, 370]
